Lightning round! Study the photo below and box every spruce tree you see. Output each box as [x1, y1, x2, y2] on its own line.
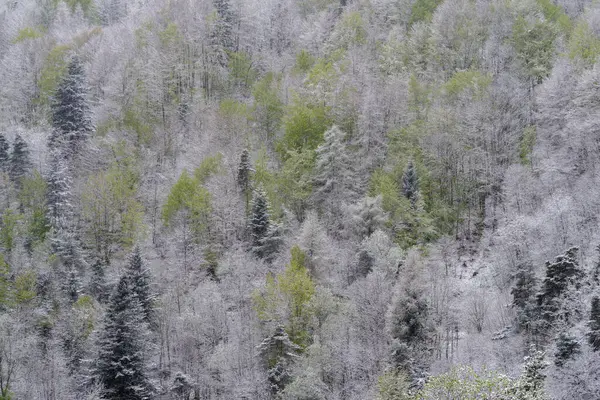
[313, 125, 355, 214]
[511, 262, 538, 333]
[257, 325, 301, 395]
[212, 0, 236, 52]
[587, 296, 600, 351]
[402, 160, 419, 206]
[46, 150, 73, 231]
[515, 346, 548, 398]
[9, 134, 30, 186]
[237, 148, 253, 211]
[250, 189, 270, 258]
[126, 246, 155, 326]
[554, 333, 580, 367]
[89, 257, 109, 303]
[0, 133, 9, 173]
[50, 56, 92, 154]
[95, 274, 151, 400]
[536, 247, 584, 330]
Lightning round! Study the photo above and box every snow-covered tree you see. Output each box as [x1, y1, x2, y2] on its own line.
[250, 188, 270, 258]
[237, 148, 253, 211]
[46, 150, 73, 231]
[94, 275, 151, 400]
[9, 134, 30, 186]
[536, 247, 584, 334]
[0, 133, 9, 173]
[511, 262, 538, 334]
[588, 297, 600, 352]
[257, 325, 301, 395]
[348, 195, 388, 240]
[50, 56, 92, 154]
[401, 160, 419, 206]
[313, 125, 356, 218]
[126, 247, 155, 326]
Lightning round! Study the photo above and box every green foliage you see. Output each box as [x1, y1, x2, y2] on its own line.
[254, 246, 316, 346]
[416, 366, 516, 399]
[278, 99, 332, 156]
[409, 0, 443, 27]
[443, 69, 492, 100]
[568, 20, 600, 67]
[162, 170, 212, 238]
[73, 294, 96, 338]
[330, 11, 367, 50]
[220, 99, 249, 119]
[14, 271, 37, 305]
[194, 153, 224, 184]
[294, 50, 315, 74]
[229, 51, 258, 87]
[0, 209, 21, 253]
[64, 0, 94, 14]
[122, 106, 154, 146]
[12, 27, 44, 43]
[512, 17, 557, 83]
[252, 73, 284, 140]
[158, 22, 182, 47]
[37, 45, 70, 107]
[536, 0, 572, 35]
[82, 156, 144, 253]
[0, 256, 10, 310]
[377, 370, 412, 400]
[277, 150, 315, 220]
[519, 126, 536, 166]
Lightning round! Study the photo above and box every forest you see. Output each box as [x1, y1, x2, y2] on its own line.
[1, 0, 600, 398]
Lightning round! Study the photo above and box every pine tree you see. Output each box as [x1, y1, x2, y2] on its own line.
[515, 346, 548, 398]
[349, 195, 388, 240]
[250, 189, 270, 258]
[212, 0, 236, 53]
[95, 275, 151, 400]
[592, 244, 600, 285]
[237, 149, 253, 211]
[126, 247, 155, 326]
[64, 263, 81, 303]
[536, 247, 584, 330]
[257, 325, 301, 395]
[0, 133, 9, 173]
[46, 150, 73, 231]
[554, 333, 580, 367]
[50, 56, 92, 154]
[402, 160, 419, 206]
[511, 262, 538, 333]
[89, 257, 109, 303]
[9, 134, 30, 186]
[587, 296, 600, 351]
[313, 126, 355, 215]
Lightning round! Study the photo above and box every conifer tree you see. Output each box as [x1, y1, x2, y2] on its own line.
[587, 296, 600, 351]
[313, 125, 355, 214]
[536, 247, 584, 331]
[9, 134, 30, 186]
[515, 346, 548, 398]
[126, 247, 155, 326]
[554, 332, 580, 367]
[95, 275, 151, 400]
[237, 149, 253, 211]
[257, 325, 301, 395]
[511, 262, 538, 333]
[46, 150, 73, 231]
[89, 257, 109, 303]
[250, 189, 270, 258]
[0, 133, 9, 173]
[402, 160, 419, 206]
[212, 0, 236, 53]
[50, 56, 92, 154]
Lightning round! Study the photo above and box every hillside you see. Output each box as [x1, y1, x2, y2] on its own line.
[1, 0, 600, 399]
